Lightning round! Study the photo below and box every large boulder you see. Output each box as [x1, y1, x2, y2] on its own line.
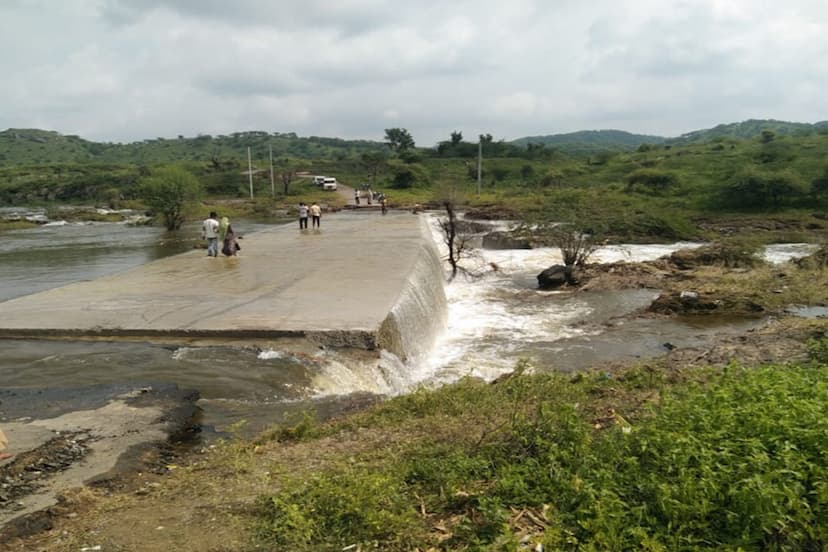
[482, 231, 531, 250]
[537, 264, 574, 289]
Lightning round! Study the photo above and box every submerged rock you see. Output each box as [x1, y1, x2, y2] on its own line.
[537, 265, 575, 289]
[482, 231, 531, 250]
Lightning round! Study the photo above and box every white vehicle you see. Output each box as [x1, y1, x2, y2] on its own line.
[312, 175, 326, 186]
[322, 177, 337, 191]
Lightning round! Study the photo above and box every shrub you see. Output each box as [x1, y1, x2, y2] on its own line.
[139, 166, 202, 230]
[625, 168, 678, 194]
[256, 364, 828, 550]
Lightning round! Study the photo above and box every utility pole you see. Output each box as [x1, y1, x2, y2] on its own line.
[477, 138, 482, 197]
[247, 146, 253, 199]
[269, 144, 275, 198]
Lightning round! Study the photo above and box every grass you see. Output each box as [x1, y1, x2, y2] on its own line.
[254, 353, 828, 551]
[0, 220, 39, 232]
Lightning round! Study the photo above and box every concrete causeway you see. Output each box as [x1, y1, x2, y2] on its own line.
[0, 212, 447, 360]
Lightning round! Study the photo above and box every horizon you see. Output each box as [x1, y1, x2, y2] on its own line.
[4, 116, 824, 148]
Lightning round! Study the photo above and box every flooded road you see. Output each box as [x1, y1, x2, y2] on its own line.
[0, 210, 816, 437]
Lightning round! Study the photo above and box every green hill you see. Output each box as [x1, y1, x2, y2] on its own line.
[0, 128, 387, 166]
[669, 119, 828, 144]
[511, 129, 666, 155]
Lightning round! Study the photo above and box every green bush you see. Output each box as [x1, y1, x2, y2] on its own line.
[257, 467, 421, 550]
[257, 364, 828, 550]
[626, 168, 679, 194]
[139, 165, 202, 230]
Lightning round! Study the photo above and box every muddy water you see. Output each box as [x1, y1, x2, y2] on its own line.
[0, 211, 815, 437]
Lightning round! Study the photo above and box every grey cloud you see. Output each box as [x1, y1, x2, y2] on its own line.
[3, 0, 828, 145]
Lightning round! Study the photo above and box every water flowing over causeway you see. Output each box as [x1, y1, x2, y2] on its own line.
[0, 213, 447, 360]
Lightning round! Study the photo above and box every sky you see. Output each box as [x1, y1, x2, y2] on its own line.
[1, 0, 827, 146]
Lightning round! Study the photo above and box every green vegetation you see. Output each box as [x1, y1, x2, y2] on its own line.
[139, 166, 202, 230]
[3, 119, 828, 239]
[256, 352, 828, 550]
[511, 129, 666, 155]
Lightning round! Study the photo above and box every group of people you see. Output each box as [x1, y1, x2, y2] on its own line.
[353, 189, 388, 215]
[297, 202, 322, 230]
[201, 211, 241, 257]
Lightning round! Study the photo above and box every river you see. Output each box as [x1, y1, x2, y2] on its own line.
[0, 208, 817, 437]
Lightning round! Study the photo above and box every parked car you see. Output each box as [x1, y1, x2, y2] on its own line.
[312, 176, 326, 186]
[322, 177, 337, 191]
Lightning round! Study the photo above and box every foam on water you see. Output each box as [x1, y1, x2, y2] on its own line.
[763, 243, 820, 264]
[402, 216, 705, 384]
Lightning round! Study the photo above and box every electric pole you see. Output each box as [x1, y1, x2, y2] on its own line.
[269, 144, 275, 198]
[477, 138, 482, 196]
[247, 146, 253, 199]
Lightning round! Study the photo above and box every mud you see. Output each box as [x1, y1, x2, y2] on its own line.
[0, 383, 199, 540]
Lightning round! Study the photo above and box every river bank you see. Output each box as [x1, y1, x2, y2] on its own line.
[5, 235, 828, 549]
[2, 206, 828, 549]
[4, 313, 827, 551]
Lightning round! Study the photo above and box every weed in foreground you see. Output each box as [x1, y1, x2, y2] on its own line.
[255, 362, 828, 550]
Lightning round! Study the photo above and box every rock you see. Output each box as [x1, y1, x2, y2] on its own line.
[679, 290, 699, 301]
[454, 220, 493, 234]
[482, 231, 531, 250]
[537, 265, 573, 289]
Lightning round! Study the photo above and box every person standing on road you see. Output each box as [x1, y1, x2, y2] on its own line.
[222, 219, 241, 256]
[354, 189, 360, 205]
[298, 202, 309, 229]
[310, 202, 322, 228]
[202, 211, 220, 257]
[0, 426, 11, 461]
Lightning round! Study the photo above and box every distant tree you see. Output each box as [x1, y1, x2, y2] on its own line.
[391, 169, 416, 189]
[390, 162, 429, 189]
[811, 167, 828, 200]
[361, 151, 388, 187]
[491, 165, 510, 183]
[760, 129, 776, 143]
[626, 169, 679, 194]
[539, 169, 565, 188]
[765, 169, 806, 206]
[384, 128, 415, 152]
[723, 167, 806, 209]
[399, 149, 422, 164]
[450, 130, 463, 145]
[139, 166, 202, 230]
[276, 158, 300, 195]
[520, 164, 535, 183]
[479, 133, 494, 144]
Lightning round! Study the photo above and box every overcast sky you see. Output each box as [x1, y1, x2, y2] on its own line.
[2, 0, 826, 146]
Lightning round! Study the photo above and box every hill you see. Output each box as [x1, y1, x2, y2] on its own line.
[0, 128, 387, 166]
[669, 119, 828, 144]
[510, 129, 666, 155]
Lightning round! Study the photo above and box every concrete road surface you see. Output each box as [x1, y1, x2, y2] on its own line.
[0, 212, 442, 355]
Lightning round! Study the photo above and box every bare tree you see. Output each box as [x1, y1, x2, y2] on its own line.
[548, 224, 598, 284]
[278, 158, 296, 195]
[515, 217, 600, 285]
[434, 184, 475, 281]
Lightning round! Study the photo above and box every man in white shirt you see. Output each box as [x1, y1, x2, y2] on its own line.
[298, 202, 309, 229]
[202, 211, 220, 257]
[310, 202, 322, 228]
